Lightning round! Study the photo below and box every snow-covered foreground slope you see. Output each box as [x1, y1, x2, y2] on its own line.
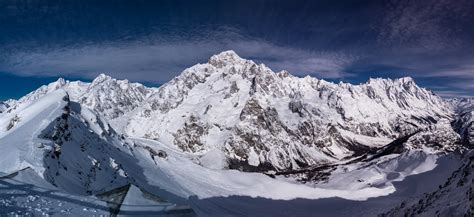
[0, 51, 473, 216]
[0, 89, 133, 194]
[0, 167, 195, 216]
[129, 138, 402, 201]
[0, 168, 110, 216]
[0, 86, 196, 216]
[0, 90, 69, 174]
[382, 150, 473, 217]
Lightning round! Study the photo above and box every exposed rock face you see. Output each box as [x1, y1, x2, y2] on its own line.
[451, 98, 474, 148]
[13, 51, 468, 172]
[174, 115, 209, 153]
[6, 115, 20, 131]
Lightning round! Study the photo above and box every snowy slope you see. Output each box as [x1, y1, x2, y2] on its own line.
[0, 88, 145, 195]
[0, 90, 70, 174]
[0, 168, 110, 216]
[122, 138, 444, 201]
[382, 150, 473, 217]
[0, 86, 196, 215]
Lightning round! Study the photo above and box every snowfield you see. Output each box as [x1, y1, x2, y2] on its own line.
[130, 138, 441, 202]
[0, 90, 69, 174]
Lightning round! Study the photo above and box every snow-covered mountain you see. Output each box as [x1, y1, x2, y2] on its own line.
[0, 89, 133, 194]
[0, 88, 195, 215]
[0, 51, 472, 216]
[14, 51, 461, 172]
[129, 51, 457, 172]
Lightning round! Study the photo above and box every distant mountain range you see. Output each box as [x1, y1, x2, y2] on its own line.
[0, 51, 472, 216]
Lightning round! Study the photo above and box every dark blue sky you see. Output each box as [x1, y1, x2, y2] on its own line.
[0, 0, 473, 100]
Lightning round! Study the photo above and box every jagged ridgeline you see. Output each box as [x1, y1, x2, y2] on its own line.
[7, 51, 466, 172]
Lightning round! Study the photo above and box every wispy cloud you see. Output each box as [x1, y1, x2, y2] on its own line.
[0, 0, 472, 97]
[230, 41, 357, 79]
[378, 0, 473, 51]
[445, 80, 474, 90]
[347, 51, 474, 82]
[0, 36, 356, 83]
[434, 90, 474, 98]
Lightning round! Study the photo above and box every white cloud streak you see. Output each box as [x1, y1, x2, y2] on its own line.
[434, 90, 474, 98]
[0, 38, 356, 83]
[378, 0, 473, 51]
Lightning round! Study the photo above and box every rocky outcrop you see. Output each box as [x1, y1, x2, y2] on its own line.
[174, 115, 210, 153]
[451, 98, 474, 148]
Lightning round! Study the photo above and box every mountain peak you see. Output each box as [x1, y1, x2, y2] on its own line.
[366, 76, 416, 86]
[92, 73, 113, 84]
[56, 77, 66, 85]
[41, 77, 67, 91]
[208, 50, 246, 67]
[212, 50, 241, 59]
[397, 76, 415, 83]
